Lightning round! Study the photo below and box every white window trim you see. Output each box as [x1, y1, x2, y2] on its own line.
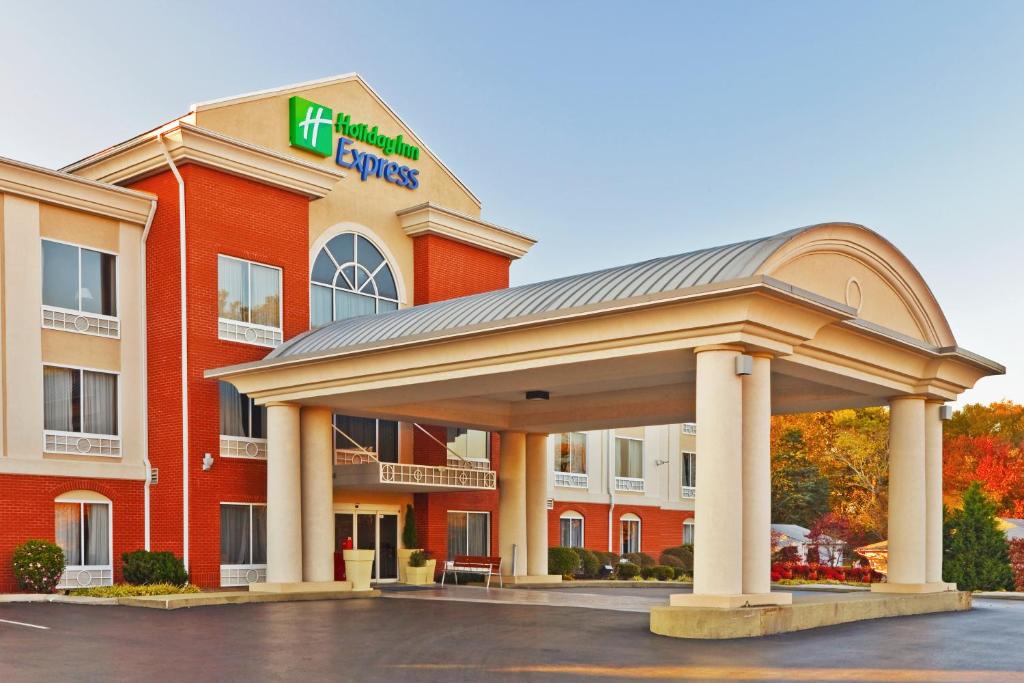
[42, 363, 121, 457]
[217, 254, 284, 348]
[614, 435, 644, 480]
[308, 230, 402, 327]
[555, 432, 588, 476]
[681, 450, 696, 498]
[447, 510, 491, 557]
[308, 224, 407, 306]
[559, 511, 585, 549]
[219, 502, 268, 585]
[55, 496, 114, 588]
[683, 518, 695, 545]
[39, 237, 119, 339]
[620, 514, 642, 554]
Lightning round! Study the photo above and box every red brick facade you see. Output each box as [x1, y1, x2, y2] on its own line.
[549, 500, 694, 559]
[0, 475, 144, 592]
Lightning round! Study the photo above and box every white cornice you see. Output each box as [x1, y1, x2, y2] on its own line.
[396, 202, 536, 259]
[64, 122, 344, 199]
[0, 155, 155, 224]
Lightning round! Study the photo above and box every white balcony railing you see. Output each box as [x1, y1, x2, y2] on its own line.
[218, 318, 283, 348]
[220, 436, 267, 460]
[614, 476, 645, 493]
[447, 456, 491, 470]
[44, 430, 121, 457]
[681, 485, 696, 499]
[682, 423, 697, 435]
[58, 566, 113, 589]
[42, 306, 120, 339]
[335, 448, 378, 464]
[381, 462, 496, 489]
[554, 471, 589, 489]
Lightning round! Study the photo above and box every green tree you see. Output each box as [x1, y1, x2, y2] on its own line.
[771, 428, 830, 528]
[402, 504, 418, 549]
[943, 482, 1013, 591]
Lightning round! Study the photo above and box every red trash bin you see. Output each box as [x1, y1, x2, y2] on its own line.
[334, 537, 353, 581]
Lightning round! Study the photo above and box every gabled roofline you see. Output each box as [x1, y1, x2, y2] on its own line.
[190, 72, 482, 209]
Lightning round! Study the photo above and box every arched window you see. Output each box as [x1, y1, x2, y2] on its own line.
[620, 513, 641, 554]
[310, 232, 399, 327]
[683, 518, 695, 545]
[559, 511, 584, 548]
[54, 490, 112, 588]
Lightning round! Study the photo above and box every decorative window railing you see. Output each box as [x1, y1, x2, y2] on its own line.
[220, 564, 267, 587]
[44, 430, 121, 457]
[681, 485, 696, 499]
[682, 423, 697, 435]
[554, 471, 589, 489]
[218, 318, 283, 348]
[220, 436, 267, 460]
[42, 306, 120, 339]
[380, 462, 496, 489]
[58, 566, 113, 589]
[614, 476, 645, 493]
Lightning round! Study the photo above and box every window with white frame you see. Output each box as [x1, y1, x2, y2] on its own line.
[446, 428, 490, 465]
[43, 365, 119, 455]
[334, 414, 398, 463]
[55, 498, 111, 570]
[683, 518, 695, 545]
[681, 451, 696, 497]
[42, 239, 117, 316]
[220, 503, 267, 566]
[447, 511, 490, 561]
[620, 513, 641, 554]
[219, 382, 267, 459]
[556, 432, 586, 474]
[560, 511, 585, 548]
[615, 437, 643, 478]
[310, 232, 399, 327]
[218, 255, 282, 347]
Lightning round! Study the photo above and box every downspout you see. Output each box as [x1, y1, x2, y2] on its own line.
[607, 430, 615, 553]
[158, 135, 190, 571]
[140, 197, 157, 551]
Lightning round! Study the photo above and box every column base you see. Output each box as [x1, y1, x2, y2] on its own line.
[249, 581, 353, 593]
[870, 581, 957, 594]
[669, 591, 792, 609]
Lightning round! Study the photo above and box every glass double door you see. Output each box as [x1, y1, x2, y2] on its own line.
[335, 511, 398, 582]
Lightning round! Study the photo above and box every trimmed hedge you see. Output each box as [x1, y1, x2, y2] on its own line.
[12, 540, 65, 594]
[70, 583, 201, 597]
[659, 545, 694, 573]
[652, 565, 675, 581]
[624, 552, 655, 568]
[549, 547, 580, 579]
[409, 550, 427, 568]
[575, 548, 601, 579]
[616, 561, 640, 580]
[640, 565, 655, 579]
[122, 550, 188, 586]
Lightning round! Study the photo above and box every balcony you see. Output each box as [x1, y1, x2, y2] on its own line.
[614, 476, 645, 493]
[682, 423, 697, 435]
[446, 456, 491, 470]
[681, 485, 696, 499]
[334, 449, 496, 492]
[554, 471, 589, 489]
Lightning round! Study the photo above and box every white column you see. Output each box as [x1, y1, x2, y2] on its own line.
[525, 433, 550, 577]
[301, 406, 335, 583]
[886, 396, 927, 585]
[266, 402, 302, 584]
[692, 346, 744, 597]
[498, 431, 527, 576]
[741, 354, 772, 596]
[925, 401, 944, 585]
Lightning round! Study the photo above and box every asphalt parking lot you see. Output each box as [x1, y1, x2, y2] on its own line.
[1, 589, 1022, 682]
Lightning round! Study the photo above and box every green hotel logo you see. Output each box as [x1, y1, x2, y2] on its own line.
[289, 96, 333, 157]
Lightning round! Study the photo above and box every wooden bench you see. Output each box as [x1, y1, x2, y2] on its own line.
[441, 555, 503, 588]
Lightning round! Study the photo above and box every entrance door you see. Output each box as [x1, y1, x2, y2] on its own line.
[334, 511, 399, 582]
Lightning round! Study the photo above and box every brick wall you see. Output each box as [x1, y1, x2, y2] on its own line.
[0, 474, 144, 592]
[548, 500, 693, 559]
[131, 164, 311, 587]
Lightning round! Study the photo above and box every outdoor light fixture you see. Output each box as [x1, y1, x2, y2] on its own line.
[525, 390, 550, 401]
[202, 453, 214, 471]
[735, 354, 754, 376]
[939, 405, 954, 421]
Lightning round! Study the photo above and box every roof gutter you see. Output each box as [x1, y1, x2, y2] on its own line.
[158, 135, 190, 571]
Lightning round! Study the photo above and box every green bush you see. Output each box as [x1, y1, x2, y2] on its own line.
[660, 545, 694, 573]
[122, 550, 188, 586]
[575, 548, 601, 579]
[944, 483, 1014, 591]
[673, 567, 690, 580]
[12, 540, 65, 593]
[594, 551, 619, 568]
[624, 552, 655, 568]
[409, 550, 427, 568]
[402, 504, 418, 549]
[70, 583, 201, 597]
[652, 565, 675, 581]
[616, 561, 640, 580]
[640, 565, 655, 579]
[548, 547, 580, 579]
[659, 554, 684, 569]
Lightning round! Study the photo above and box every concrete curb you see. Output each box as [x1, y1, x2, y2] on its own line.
[0, 594, 118, 605]
[974, 591, 1024, 601]
[511, 580, 694, 590]
[117, 589, 382, 610]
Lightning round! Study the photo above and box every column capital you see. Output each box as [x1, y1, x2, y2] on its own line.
[693, 343, 745, 355]
[265, 400, 299, 409]
[888, 394, 929, 404]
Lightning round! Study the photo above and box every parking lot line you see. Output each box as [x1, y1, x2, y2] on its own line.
[0, 618, 50, 630]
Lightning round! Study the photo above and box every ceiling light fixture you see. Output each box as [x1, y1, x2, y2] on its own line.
[525, 390, 550, 401]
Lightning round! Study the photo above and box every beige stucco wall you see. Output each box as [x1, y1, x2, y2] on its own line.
[195, 78, 482, 308]
[0, 192, 146, 480]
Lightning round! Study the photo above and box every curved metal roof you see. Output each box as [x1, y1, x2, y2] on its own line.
[269, 226, 811, 360]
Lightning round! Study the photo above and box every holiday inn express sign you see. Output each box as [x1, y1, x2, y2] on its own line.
[288, 95, 420, 189]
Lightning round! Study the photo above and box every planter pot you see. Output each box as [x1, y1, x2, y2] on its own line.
[343, 549, 375, 591]
[397, 549, 421, 583]
[406, 559, 437, 585]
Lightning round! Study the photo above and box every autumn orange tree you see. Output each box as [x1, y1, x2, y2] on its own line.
[943, 401, 1024, 517]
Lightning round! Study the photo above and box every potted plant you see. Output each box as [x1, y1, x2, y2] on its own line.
[398, 504, 422, 583]
[405, 550, 436, 585]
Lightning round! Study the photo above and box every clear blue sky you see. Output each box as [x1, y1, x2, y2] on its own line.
[1, 1, 1020, 405]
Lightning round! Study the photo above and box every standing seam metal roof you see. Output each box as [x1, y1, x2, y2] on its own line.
[268, 226, 809, 359]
